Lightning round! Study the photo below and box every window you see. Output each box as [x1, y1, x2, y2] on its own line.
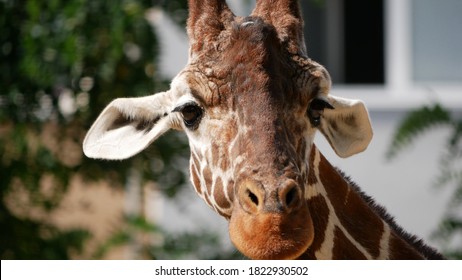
[302, 0, 384, 84]
[301, 0, 462, 110]
[412, 0, 462, 83]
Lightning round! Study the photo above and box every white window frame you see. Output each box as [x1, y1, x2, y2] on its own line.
[331, 0, 462, 111]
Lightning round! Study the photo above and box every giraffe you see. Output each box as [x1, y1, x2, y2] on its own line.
[82, 0, 444, 260]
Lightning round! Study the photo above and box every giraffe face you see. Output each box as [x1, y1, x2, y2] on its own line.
[83, 0, 373, 260]
[172, 18, 320, 259]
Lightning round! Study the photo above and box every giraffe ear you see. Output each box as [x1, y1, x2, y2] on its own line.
[83, 91, 177, 160]
[316, 95, 373, 158]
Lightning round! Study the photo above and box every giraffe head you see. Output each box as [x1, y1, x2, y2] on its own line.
[83, 0, 373, 259]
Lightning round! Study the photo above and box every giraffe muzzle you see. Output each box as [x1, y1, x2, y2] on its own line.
[229, 178, 314, 259]
[237, 179, 303, 214]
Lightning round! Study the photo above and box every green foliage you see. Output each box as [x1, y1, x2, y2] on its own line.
[386, 104, 452, 159]
[434, 216, 462, 259]
[0, 0, 231, 259]
[387, 104, 462, 259]
[0, 207, 91, 259]
[158, 230, 243, 260]
[94, 215, 242, 260]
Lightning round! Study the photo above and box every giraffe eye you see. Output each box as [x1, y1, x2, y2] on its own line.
[174, 102, 203, 129]
[308, 97, 334, 127]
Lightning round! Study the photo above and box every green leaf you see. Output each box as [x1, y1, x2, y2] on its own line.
[93, 231, 131, 259]
[387, 104, 452, 159]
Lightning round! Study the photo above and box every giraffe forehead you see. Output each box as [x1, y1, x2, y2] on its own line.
[178, 17, 316, 173]
[184, 18, 311, 109]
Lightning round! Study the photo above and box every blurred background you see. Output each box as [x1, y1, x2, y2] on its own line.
[1, 0, 461, 259]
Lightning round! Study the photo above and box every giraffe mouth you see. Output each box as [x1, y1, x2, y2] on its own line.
[228, 203, 314, 260]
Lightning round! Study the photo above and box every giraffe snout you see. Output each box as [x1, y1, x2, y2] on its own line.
[230, 178, 313, 259]
[238, 179, 303, 214]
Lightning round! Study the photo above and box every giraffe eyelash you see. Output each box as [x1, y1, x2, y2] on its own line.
[172, 102, 204, 129]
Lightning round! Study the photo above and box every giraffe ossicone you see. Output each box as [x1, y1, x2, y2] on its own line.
[83, 0, 444, 259]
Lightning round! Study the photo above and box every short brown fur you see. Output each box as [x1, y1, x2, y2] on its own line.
[86, 0, 445, 260]
[182, 0, 444, 260]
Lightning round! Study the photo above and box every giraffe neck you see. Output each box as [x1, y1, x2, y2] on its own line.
[301, 146, 444, 260]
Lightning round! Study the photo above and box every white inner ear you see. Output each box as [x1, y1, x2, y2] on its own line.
[83, 92, 175, 160]
[318, 95, 373, 158]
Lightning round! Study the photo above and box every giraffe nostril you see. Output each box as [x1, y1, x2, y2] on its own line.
[238, 180, 264, 213]
[280, 182, 301, 211]
[285, 187, 297, 207]
[247, 189, 259, 206]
